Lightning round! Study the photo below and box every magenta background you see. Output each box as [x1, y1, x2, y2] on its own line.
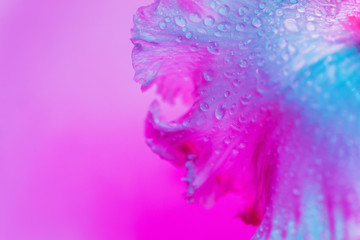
[0, 0, 256, 239]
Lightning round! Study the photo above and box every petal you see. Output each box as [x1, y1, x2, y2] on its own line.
[132, 0, 360, 237]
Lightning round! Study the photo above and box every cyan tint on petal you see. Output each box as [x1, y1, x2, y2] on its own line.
[132, 0, 360, 238]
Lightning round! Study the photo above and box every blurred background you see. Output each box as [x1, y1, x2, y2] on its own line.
[0, 0, 256, 239]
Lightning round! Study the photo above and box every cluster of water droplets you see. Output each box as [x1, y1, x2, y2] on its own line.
[143, 0, 348, 123]
[132, 0, 360, 238]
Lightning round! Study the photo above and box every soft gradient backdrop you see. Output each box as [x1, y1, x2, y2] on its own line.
[0, 0, 256, 239]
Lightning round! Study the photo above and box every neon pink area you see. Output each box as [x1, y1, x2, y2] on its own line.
[346, 15, 360, 40]
[176, 0, 203, 13]
[0, 0, 256, 239]
[340, 1, 360, 41]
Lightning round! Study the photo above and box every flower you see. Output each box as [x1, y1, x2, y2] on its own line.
[132, 0, 360, 238]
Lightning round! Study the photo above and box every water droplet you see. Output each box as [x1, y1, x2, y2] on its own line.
[213, 31, 221, 37]
[225, 52, 234, 63]
[238, 39, 252, 50]
[207, 41, 219, 54]
[204, 16, 215, 26]
[252, 17, 262, 28]
[203, 71, 214, 82]
[217, 22, 231, 32]
[278, 38, 287, 48]
[239, 143, 246, 148]
[257, 58, 265, 66]
[197, 27, 207, 34]
[306, 22, 315, 31]
[241, 94, 252, 105]
[229, 103, 237, 115]
[284, 18, 299, 32]
[182, 118, 191, 127]
[185, 32, 192, 39]
[281, 52, 289, 61]
[265, 16, 274, 25]
[200, 102, 209, 111]
[257, 75, 269, 92]
[249, 52, 256, 60]
[290, 0, 298, 4]
[215, 105, 226, 120]
[216, 24, 224, 32]
[258, 29, 265, 37]
[259, 3, 266, 9]
[239, 114, 247, 123]
[159, 22, 166, 29]
[297, 6, 305, 13]
[233, 78, 242, 87]
[265, 40, 272, 50]
[307, 15, 315, 21]
[189, 13, 201, 23]
[176, 36, 183, 43]
[271, 26, 279, 34]
[175, 16, 187, 27]
[275, 9, 283, 16]
[238, 6, 249, 16]
[175, 16, 186, 27]
[224, 137, 231, 144]
[219, 5, 230, 16]
[236, 23, 245, 31]
[240, 59, 248, 68]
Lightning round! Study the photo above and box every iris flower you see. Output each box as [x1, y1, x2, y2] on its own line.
[131, 0, 360, 238]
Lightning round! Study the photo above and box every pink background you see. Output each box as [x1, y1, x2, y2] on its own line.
[0, 0, 256, 239]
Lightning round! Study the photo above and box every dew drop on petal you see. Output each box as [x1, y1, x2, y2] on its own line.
[306, 22, 316, 31]
[252, 17, 262, 28]
[236, 23, 246, 31]
[203, 70, 214, 82]
[284, 18, 299, 32]
[241, 94, 252, 105]
[215, 105, 226, 120]
[159, 22, 166, 29]
[240, 59, 248, 68]
[276, 9, 284, 16]
[200, 102, 210, 111]
[189, 13, 202, 23]
[204, 16, 215, 26]
[219, 5, 230, 16]
[238, 6, 249, 16]
[175, 16, 187, 27]
[207, 41, 219, 54]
